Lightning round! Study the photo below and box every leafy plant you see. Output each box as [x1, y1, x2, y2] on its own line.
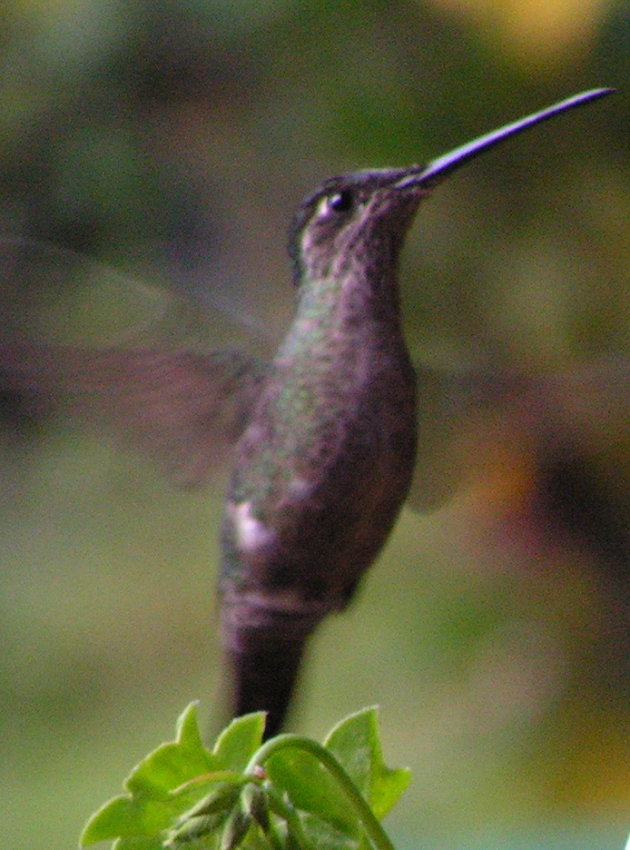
[81, 704, 410, 850]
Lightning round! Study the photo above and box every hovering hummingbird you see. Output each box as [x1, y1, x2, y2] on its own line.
[0, 88, 620, 737]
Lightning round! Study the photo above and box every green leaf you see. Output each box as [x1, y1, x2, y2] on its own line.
[325, 707, 411, 820]
[81, 705, 409, 850]
[114, 838, 165, 850]
[80, 794, 173, 845]
[211, 712, 266, 772]
[81, 704, 216, 846]
[125, 703, 215, 797]
[262, 709, 410, 849]
[81, 706, 269, 848]
[265, 745, 360, 837]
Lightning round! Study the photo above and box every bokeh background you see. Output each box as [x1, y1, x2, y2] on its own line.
[1, 1, 628, 848]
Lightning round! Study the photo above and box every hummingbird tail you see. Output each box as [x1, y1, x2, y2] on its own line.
[225, 626, 311, 739]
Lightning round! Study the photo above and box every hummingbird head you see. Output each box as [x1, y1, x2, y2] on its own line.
[287, 167, 430, 286]
[287, 88, 614, 288]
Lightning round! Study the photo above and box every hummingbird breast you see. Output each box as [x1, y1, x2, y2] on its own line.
[220, 295, 417, 624]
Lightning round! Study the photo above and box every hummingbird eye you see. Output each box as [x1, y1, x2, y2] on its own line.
[327, 190, 354, 213]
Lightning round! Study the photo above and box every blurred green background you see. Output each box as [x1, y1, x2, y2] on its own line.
[0, 1, 628, 848]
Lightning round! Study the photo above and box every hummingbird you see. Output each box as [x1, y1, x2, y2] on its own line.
[0, 88, 618, 737]
[217, 87, 618, 735]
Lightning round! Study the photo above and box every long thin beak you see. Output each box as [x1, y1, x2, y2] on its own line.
[396, 88, 615, 190]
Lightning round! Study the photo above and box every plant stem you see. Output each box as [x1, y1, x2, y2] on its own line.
[246, 734, 396, 850]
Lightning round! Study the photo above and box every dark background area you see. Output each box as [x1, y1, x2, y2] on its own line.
[0, 1, 628, 848]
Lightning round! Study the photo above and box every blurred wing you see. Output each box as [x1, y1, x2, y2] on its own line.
[409, 357, 629, 691]
[0, 238, 269, 486]
[0, 344, 265, 487]
[409, 358, 630, 517]
[409, 357, 630, 595]
[0, 237, 269, 351]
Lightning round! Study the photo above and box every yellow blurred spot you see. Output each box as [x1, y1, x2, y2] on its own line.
[428, 0, 610, 68]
